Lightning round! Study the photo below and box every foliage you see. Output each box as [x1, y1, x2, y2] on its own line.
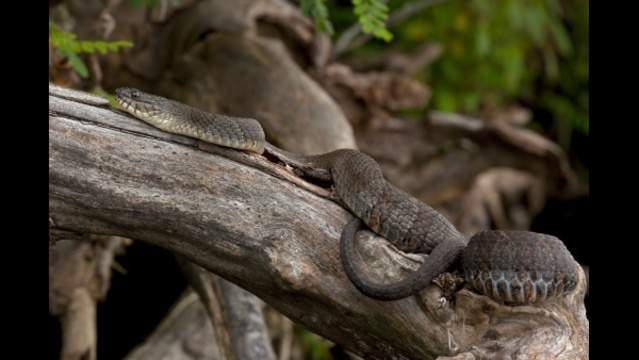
[332, 0, 588, 148]
[301, 0, 393, 41]
[408, 0, 587, 145]
[128, 0, 180, 8]
[353, 0, 393, 41]
[91, 87, 119, 108]
[301, 0, 335, 35]
[49, 22, 133, 78]
[299, 329, 333, 360]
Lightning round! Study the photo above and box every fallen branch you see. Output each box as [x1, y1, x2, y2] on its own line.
[124, 291, 223, 360]
[124, 284, 275, 360]
[49, 85, 588, 360]
[50, 234, 130, 360]
[177, 258, 276, 360]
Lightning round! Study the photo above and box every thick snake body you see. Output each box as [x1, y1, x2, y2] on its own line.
[115, 88, 579, 305]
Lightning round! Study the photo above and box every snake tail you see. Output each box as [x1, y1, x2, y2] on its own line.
[340, 218, 466, 301]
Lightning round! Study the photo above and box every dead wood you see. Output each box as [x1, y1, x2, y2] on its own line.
[49, 85, 588, 360]
[50, 234, 130, 360]
[177, 258, 276, 360]
[124, 286, 274, 360]
[124, 291, 223, 360]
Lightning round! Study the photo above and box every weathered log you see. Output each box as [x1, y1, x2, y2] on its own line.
[124, 291, 223, 360]
[49, 85, 588, 360]
[177, 258, 276, 360]
[124, 286, 275, 360]
[50, 234, 130, 360]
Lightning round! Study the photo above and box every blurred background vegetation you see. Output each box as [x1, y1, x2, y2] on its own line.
[328, 0, 588, 180]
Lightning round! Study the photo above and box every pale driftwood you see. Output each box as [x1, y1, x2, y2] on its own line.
[176, 260, 235, 360]
[50, 234, 131, 360]
[124, 291, 223, 360]
[124, 286, 274, 360]
[49, 85, 588, 360]
[177, 258, 276, 360]
[213, 274, 276, 359]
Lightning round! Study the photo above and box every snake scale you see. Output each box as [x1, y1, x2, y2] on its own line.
[115, 87, 579, 305]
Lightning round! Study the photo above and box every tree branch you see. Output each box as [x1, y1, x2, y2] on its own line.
[124, 291, 223, 360]
[176, 258, 276, 360]
[50, 234, 130, 360]
[49, 85, 588, 360]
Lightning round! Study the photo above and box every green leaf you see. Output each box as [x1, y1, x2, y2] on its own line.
[500, 45, 524, 91]
[506, 0, 525, 30]
[462, 92, 481, 113]
[524, 5, 545, 46]
[475, 23, 491, 56]
[300, 0, 334, 35]
[112, 40, 134, 50]
[353, 0, 393, 42]
[549, 20, 573, 56]
[542, 46, 559, 80]
[50, 21, 134, 79]
[59, 48, 89, 78]
[129, 0, 160, 8]
[81, 42, 95, 53]
[91, 88, 119, 107]
[95, 41, 109, 55]
[433, 89, 457, 112]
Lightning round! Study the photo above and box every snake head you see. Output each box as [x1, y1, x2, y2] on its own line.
[114, 87, 183, 128]
[115, 87, 164, 115]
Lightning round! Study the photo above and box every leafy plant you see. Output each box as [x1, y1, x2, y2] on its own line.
[301, 0, 393, 41]
[353, 0, 393, 41]
[49, 22, 133, 78]
[381, 0, 587, 144]
[299, 329, 332, 360]
[300, 0, 335, 35]
[128, 0, 180, 8]
[129, 0, 159, 7]
[91, 87, 119, 108]
[324, 0, 586, 154]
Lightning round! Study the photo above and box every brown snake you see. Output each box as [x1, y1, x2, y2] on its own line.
[115, 87, 579, 305]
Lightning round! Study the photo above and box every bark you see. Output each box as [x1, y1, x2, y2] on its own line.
[49, 85, 588, 359]
[124, 291, 223, 360]
[177, 258, 276, 360]
[50, 233, 131, 360]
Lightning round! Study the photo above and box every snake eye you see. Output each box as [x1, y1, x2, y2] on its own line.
[131, 90, 139, 98]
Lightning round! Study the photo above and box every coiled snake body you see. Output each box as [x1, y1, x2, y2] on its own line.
[115, 88, 578, 305]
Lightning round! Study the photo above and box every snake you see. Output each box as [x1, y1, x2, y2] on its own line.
[115, 87, 579, 305]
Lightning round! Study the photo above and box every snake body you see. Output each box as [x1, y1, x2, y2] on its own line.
[115, 88, 579, 305]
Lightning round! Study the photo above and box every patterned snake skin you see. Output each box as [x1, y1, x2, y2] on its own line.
[115, 88, 579, 305]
